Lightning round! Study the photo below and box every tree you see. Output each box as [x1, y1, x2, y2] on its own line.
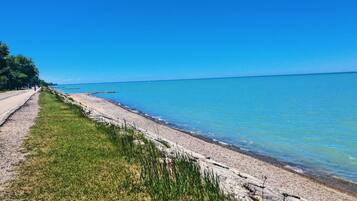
[6, 55, 39, 89]
[0, 41, 9, 59]
[0, 41, 41, 90]
[0, 41, 10, 89]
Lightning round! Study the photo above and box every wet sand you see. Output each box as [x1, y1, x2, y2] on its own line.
[68, 92, 357, 201]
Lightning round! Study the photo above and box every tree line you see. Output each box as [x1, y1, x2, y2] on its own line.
[0, 41, 47, 90]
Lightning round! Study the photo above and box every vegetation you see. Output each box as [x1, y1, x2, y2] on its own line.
[0, 41, 46, 90]
[4, 90, 231, 200]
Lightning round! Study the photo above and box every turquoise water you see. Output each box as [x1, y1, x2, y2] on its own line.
[57, 73, 357, 182]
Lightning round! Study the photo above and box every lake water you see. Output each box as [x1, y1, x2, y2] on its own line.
[56, 73, 357, 182]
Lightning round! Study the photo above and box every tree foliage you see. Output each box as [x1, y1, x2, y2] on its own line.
[0, 41, 42, 90]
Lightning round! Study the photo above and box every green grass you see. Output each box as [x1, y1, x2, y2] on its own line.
[4, 90, 231, 201]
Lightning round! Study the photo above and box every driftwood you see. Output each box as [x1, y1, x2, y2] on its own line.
[283, 193, 301, 200]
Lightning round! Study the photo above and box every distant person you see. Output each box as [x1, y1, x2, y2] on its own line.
[34, 86, 36, 91]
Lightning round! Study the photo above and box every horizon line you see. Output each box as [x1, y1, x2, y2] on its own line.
[56, 70, 357, 85]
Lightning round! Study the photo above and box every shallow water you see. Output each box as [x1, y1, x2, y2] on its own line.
[57, 73, 357, 182]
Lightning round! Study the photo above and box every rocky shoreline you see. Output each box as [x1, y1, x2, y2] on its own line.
[52, 89, 357, 201]
[104, 96, 357, 198]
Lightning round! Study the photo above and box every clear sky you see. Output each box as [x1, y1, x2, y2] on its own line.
[1, 0, 356, 84]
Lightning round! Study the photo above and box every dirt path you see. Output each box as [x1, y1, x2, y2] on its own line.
[0, 92, 39, 192]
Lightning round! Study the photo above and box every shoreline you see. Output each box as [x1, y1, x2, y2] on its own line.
[103, 95, 357, 197]
[63, 91, 357, 200]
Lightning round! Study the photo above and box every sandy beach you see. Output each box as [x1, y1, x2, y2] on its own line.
[64, 92, 356, 201]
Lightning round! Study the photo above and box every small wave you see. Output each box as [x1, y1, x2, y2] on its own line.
[348, 156, 356, 160]
[218, 141, 229, 146]
[152, 116, 164, 121]
[241, 139, 254, 145]
[240, 147, 250, 152]
[189, 130, 196, 134]
[211, 139, 230, 146]
[284, 165, 304, 174]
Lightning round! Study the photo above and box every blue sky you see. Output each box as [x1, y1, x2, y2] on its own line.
[1, 0, 356, 84]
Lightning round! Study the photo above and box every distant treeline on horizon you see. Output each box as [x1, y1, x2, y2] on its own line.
[0, 41, 48, 90]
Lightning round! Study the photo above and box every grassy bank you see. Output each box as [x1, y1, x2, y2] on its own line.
[4, 90, 231, 200]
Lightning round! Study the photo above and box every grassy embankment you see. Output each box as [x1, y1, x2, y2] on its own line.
[4, 90, 231, 200]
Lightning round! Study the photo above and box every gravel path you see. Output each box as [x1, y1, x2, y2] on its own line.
[0, 93, 39, 192]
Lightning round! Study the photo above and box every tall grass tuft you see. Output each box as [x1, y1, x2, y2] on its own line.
[96, 122, 231, 201]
